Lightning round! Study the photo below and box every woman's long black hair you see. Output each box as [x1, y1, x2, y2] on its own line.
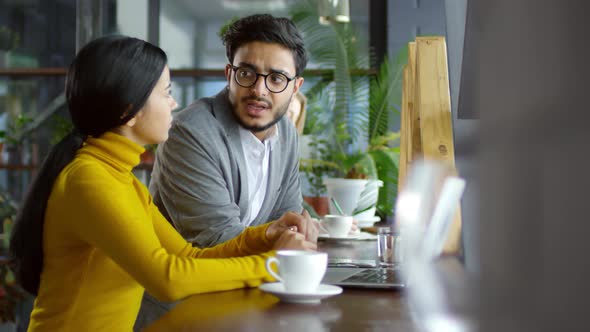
[9, 35, 167, 295]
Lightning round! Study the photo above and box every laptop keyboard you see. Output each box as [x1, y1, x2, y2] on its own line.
[343, 268, 398, 284]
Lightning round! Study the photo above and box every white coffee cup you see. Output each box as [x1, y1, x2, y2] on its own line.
[322, 214, 353, 237]
[265, 250, 328, 293]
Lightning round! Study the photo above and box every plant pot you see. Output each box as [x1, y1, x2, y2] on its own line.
[354, 179, 384, 217]
[303, 196, 329, 217]
[354, 207, 377, 220]
[323, 178, 369, 216]
[140, 150, 155, 164]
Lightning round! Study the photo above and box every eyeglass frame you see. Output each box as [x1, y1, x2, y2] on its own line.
[228, 64, 297, 93]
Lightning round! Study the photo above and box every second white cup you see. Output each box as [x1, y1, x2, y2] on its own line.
[265, 250, 328, 293]
[322, 214, 353, 237]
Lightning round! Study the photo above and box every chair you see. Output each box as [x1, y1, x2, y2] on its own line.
[287, 91, 307, 135]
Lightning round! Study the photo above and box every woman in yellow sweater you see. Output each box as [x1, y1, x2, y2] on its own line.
[9, 36, 318, 331]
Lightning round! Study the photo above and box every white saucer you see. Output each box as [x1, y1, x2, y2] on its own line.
[259, 283, 343, 304]
[318, 233, 360, 241]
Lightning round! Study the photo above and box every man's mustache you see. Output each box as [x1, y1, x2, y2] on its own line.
[241, 96, 272, 107]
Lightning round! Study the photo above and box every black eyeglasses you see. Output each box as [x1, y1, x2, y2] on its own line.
[229, 65, 296, 93]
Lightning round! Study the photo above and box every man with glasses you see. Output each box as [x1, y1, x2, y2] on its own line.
[136, 14, 315, 329]
[148, 14, 310, 249]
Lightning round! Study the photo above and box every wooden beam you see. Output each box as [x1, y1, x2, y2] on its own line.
[408, 41, 422, 160]
[415, 36, 455, 167]
[398, 65, 410, 191]
[399, 36, 462, 255]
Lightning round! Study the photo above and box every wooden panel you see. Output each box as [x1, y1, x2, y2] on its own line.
[398, 37, 462, 255]
[398, 65, 410, 191]
[414, 36, 455, 167]
[407, 42, 422, 159]
[414, 36, 460, 254]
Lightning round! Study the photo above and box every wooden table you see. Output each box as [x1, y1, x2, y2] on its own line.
[144, 237, 418, 332]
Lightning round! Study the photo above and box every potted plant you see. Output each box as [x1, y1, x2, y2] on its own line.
[293, 1, 405, 222]
[293, 0, 370, 217]
[298, 89, 336, 216]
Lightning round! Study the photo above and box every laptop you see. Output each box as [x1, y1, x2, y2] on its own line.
[322, 162, 466, 289]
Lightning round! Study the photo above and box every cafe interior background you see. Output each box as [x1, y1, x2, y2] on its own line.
[0, 0, 476, 329]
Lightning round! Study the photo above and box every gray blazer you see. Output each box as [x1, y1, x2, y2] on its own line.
[149, 88, 302, 247]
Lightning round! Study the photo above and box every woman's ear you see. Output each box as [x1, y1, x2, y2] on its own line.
[120, 104, 138, 127]
[125, 116, 137, 128]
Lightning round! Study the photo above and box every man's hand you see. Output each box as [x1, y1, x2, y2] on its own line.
[266, 210, 320, 248]
[272, 228, 317, 251]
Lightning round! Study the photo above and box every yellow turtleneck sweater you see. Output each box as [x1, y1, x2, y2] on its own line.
[28, 132, 275, 331]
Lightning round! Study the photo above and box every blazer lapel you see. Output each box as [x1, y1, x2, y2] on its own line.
[212, 88, 250, 222]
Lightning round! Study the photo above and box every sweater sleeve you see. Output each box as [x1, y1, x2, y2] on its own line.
[150, 202, 275, 258]
[66, 165, 275, 302]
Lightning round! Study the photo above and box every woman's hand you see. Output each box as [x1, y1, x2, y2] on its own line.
[266, 210, 320, 249]
[272, 229, 317, 251]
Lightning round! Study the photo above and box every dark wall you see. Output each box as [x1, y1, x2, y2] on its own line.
[473, 1, 590, 331]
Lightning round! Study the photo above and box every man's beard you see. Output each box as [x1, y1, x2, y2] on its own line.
[233, 95, 292, 133]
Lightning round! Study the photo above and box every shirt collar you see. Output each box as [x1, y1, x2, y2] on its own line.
[238, 125, 279, 152]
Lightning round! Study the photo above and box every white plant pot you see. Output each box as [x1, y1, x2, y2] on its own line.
[354, 180, 383, 214]
[323, 178, 369, 216]
[354, 207, 377, 220]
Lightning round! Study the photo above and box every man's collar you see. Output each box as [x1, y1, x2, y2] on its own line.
[238, 124, 279, 150]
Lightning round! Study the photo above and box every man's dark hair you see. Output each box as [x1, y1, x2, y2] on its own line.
[222, 14, 308, 76]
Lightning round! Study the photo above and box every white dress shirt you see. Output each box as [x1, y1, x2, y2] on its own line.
[239, 126, 279, 226]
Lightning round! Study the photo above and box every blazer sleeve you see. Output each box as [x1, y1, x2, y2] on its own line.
[151, 119, 247, 248]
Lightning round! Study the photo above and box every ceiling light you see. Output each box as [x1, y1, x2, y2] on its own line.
[318, 0, 350, 25]
[221, 0, 288, 11]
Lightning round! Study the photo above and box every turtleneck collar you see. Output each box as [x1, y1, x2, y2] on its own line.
[79, 131, 145, 173]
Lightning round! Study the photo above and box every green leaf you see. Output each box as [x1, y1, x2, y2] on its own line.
[369, 149, 400, 216]
[368, 47, 407, 141]
[291, 0, 404, 216]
